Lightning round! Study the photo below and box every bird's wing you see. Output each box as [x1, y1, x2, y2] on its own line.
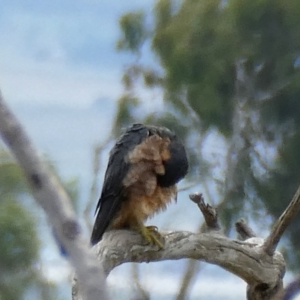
[90, 124, 149, 245]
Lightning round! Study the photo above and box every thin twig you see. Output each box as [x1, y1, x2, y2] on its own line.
[131, 264, 149, 300]
[263, 184, 300, 256]
[177, 182, 198, 192]
[175, 262, 202, 300]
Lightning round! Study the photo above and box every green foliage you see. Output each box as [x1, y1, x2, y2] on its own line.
[153, 0, 300, 136]
[0, 197, 38, 271]
[0, 198, 39, 300]
[0, 150, 40, 300]
[153, 0, 237, 134]
[142, 69, 163, 87]
[0, 150, 28, 197]
[117, 11, 148, 53]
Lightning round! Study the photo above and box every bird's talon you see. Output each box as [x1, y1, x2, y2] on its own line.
[146, 225, 158, 231]
[139, 225, 165, 249]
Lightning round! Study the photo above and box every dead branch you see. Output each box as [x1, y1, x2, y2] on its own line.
[263, 185, 300, 256]
[0, 90, 109, 300]
[189, 192, 221, 231]
[94, 229, 285, 286]
[236, 219, 257, 240]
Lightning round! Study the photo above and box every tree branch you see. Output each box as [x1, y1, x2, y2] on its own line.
[263, 184, 300, 256]
[189, 192, 221, 231]
[94, 229, 285, 286]
[0, 90, 109, 300]
[236, 219, 257, 240]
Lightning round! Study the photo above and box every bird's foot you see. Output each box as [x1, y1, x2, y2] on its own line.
[139, 225, 165, 249]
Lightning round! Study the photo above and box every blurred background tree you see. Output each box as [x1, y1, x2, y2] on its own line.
[111, 0, 300, 298]
[0, 148, 79, 300]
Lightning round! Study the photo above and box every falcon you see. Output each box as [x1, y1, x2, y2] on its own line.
[90, 123, 188, 248]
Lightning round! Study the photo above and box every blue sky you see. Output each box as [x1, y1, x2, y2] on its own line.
[0, 0, 164, 184]
[0, 0, 155, 108]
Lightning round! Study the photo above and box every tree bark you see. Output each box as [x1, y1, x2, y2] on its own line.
[95, 230, 285, 285]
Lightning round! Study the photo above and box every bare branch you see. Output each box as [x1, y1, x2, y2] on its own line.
[0, 90, 109, 300]
[95, 230, 285, 287]
[263, 184, 300, 256]
[189, 193, 221, 231]
[236, 219, 257, 240]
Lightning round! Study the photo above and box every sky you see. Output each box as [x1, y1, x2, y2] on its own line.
[1, 1, 298, 299]
[0, 0, 155, 108]
[0, 0, 161, 185]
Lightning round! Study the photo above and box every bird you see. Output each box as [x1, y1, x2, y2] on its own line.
[90, 123, 189, 248]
